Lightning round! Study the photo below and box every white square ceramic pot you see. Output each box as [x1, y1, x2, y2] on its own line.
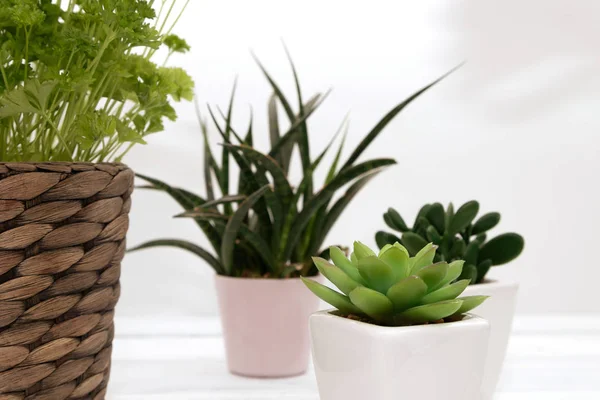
[310, 311, 490, 400]
[463, 280, 519, 399]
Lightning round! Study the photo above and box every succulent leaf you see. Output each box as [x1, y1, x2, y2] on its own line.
[425, 225, 442, 245]
[420, 279, 470, 304]
[357, 256, 396, 293]
[329, 246, 366, 285]
[448, 200, 479, 235]
[472, 212, 501, 235]
[375, 231, 401, 250]
[417, 216, 431, 232]
[377, 201, 523, 284]
[402, 232, 429, 256]
[301, 277, 363, 315]
[455, 296, 489, 315]
[312, 257, 361, 295]
[379, 245, 410, 281]
[413, 204, 431, 229]
[399, 300, 463, 324]
[450, 239, 466, 259]
[386, 275, 427, 310]
[476, 259, 493, 284]
[353, 241, 376, 260]
[474, 233, 487, 245]
[445, 202, 455, 230]
[426, 202, 445, 234]
[479, 233, 525, 265]
[415, 262, 449, 292]
[378, 244, 393, 256]
[464, 241, 480, 266]
[384, 208, 409, 232]
[438, 260, 464, 288]
[349, 286, 394, 322]
[410, 242, 437, 273]
[392, 242, 410, 257]
[304, 242, 487, 326]
[459, 263, 478, 283]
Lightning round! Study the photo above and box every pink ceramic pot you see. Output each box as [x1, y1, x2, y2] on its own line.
[215, 274, 322, 378]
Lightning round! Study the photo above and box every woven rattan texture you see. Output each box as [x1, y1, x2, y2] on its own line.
[0, 162, 133, 400]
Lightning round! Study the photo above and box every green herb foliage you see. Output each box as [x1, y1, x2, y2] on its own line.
[376, 201, 524, 283]
[131, 52, 454, 278]
[0, 0, 194, 162]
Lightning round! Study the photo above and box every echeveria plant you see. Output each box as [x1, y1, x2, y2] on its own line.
[302, 241, 488, 326]
[0, 0, 194, 162]
[376, 201, 524, 284]
[132, 52, 452, 278]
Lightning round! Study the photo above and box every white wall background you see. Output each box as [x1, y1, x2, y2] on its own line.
[119, 0, 600, 317]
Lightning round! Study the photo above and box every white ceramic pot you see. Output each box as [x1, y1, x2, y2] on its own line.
[215, 275, 322, 378]
[310, 311, 490, 400]
[463, 280, 519, 399]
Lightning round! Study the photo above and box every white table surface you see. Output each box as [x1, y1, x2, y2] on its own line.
[107, 315, 600, 399]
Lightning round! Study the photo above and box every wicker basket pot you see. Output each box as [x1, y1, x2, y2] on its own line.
[0, 162, 133, 399]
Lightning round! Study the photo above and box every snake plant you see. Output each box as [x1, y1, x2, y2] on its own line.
[376, 201, 524, 283]
[131, 52, 453, 278]
[302, 241, 488, 325]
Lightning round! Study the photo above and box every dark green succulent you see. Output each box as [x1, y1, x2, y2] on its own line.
[375, 201, 524, 284]
[131, 52, 454, 278]
[302, 241, 488, 326]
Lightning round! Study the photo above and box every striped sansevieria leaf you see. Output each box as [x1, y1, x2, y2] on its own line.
[132, 51, 453, 277]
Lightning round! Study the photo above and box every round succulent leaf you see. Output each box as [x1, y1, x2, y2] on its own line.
[474, 233, 487, 245]
[426, 225, 442, 245]
[479, 233, 524, 265]
[413, 204, 431, 228]
[464, 241, 480, 266]
[330, 246, 366, 285]
[439, 235, 452, 259]
[353, 241, 376, 260]
[476, 259, 493, 284]
[450, 239, 466, 259]
[437, 260, 465, 288]
[448, 200, 479, 235]
[312, 257, 361, 295]
[420, 279, 471, 305]
[349, 286, 394, 322]
[357, 256, 396, 293]
[384, 208, 409, 232]
[379, 245, 410, 281]
[426, 202, 446, 234]
[301, 277, 363, 315]
[459, 263, 478, 283]
[409, 242, 437, 273]
[402, 232, 429, 257]
[415, 261, 449, 292]
[445, 202, 455, 229]
[350, 252, 358, 266]
[399, 299, 463, 324]
[386, 275, 427, 311]
[472, 212, 501, 235]
[417, 216, 431, 231]
[455, 295, 489, 315]
[375, 231, 401, 250]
